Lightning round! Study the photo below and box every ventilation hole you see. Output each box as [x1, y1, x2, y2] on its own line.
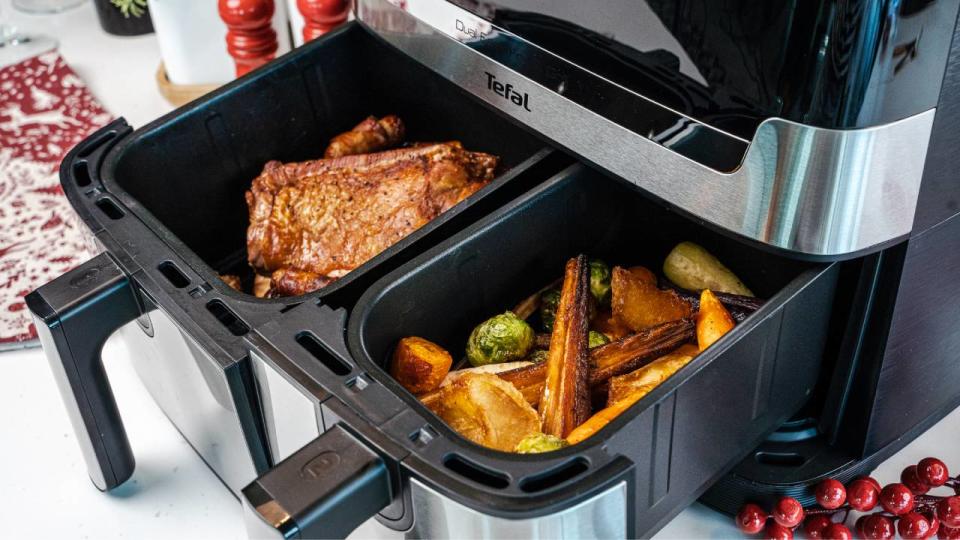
[754, 452, 806, 467]
[158, 261, 190, 288]
[73, 161, 92, 187]
[296, 331, 351, 376]
[95, 197, 124, 220]
[443, 454, 509, 489]
[206, 299, 249, 336]
[519, 458, 589, 493]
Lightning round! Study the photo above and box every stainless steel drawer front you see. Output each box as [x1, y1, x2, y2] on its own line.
[357, 0, 936, 257]
[409, 478, 627, 539]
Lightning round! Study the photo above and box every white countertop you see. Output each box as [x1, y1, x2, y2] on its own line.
[3, 2, 960, 538]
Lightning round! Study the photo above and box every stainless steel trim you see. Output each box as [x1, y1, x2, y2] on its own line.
[250, 350, 323, 462]
[118, 313, 258, 495]
[408, 478, 627, 539]
[357, 0, 936, 257]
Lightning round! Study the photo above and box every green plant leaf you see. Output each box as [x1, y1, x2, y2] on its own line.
[110, 0, 148, 18]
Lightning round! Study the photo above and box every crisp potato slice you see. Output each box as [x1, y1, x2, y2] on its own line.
[391, 337, 453, 394]
[611, 266, 693, 332]
[428, 373, 541, 451]
[696, 289, 736, 351]
[607, 344, 698, 405]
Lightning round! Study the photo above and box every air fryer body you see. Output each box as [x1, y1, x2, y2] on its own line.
[25, 1, 960, 539]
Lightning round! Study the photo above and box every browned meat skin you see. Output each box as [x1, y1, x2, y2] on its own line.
[246, 142, 498, 296]
[270, 268, 335, 297]
[324, 115, 405, 158]
[220, 274, 243, 292]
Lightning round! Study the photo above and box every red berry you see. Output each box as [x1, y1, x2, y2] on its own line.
[939, 497, 960, 528]
[856, 515, 869, 537]
[815, 478, 847, 509]
[805, 515, 832, 539]
[861, 514, 895, 539]
[918, 458, 950, 487]
[771, 496, 805, 528]
[857, 475, 883, 492]
[822, 523, 853, 540]
[925, 510, 941, 539]
[848, 479, 880, 511]
[736, 503, 768, 534]
[940, 525, 960, 540]
[899, 512, 932, 539]
[903, 465, 932, 494]
[765, 522, 794, 540]
[880, 483, 915, 515]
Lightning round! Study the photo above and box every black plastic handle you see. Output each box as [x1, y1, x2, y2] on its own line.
[242, 424, 393, 539]
[26, 253, 143, 491]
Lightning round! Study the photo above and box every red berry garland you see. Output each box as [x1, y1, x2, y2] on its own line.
[735, 457, 960, 539]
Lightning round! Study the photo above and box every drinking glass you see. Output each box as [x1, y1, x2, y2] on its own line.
[0, 2, 57, 68]
[12, 0, 84, 14]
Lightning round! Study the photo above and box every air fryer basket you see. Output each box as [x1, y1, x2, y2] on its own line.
[339, 164, 839, 535]
[98, 22, 557, 306]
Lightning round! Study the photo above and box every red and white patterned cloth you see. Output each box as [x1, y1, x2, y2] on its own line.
[0, 52, 112, 347]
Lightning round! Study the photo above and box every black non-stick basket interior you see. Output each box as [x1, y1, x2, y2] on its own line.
[99, 22, 553, 304]
[346, 164, 838, 533]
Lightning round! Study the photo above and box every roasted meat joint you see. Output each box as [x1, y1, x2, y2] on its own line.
[233, 115, 499, 297]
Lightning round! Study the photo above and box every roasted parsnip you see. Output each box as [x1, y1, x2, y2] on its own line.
[539, 255, 592, 438]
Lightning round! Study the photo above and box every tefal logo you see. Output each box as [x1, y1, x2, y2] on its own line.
[484, 72, 531, 112]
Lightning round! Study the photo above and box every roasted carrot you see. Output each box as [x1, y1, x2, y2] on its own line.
[696, 289, 736, 351]
[539, 255, 592, 437]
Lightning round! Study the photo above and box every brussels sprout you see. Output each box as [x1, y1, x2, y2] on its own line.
[539, 289, 561, 332]
[589, 259, 612, 306]
[527, 349, 549, 363]
[515, 433, 569, 454]
[588, 330, 611, 348]
[466, 311, 535, 367]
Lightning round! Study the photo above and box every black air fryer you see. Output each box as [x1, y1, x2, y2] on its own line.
[26, 0, 960, 537]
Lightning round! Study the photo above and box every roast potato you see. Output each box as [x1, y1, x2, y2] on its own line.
[391, 337, 453, 394]
[696, 289, 736, 351]
[428, 372, 541, 451]
[607, 344, 699, 405]
[611, 266, 693, 332]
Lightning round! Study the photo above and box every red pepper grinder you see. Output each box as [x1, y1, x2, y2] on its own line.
[218, 0, 280, 77]
[297, 0, 350, 43]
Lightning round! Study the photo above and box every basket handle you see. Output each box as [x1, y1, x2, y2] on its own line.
[242, 424, 392, 539]
[26, 253, 143, 491]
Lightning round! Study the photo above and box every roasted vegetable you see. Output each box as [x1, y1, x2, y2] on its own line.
[663, 241, 753, 296]
[664, 282, 763, 323]
[539, 289, 561, 332]
[391, 337, 453, 394]
[516, 433, 569, 454]
[567, 344, 700, 445]
[696, 289, 736, 351]
[589, 259, 612, 306]
[591, 312, 632, 341]
[496, 318, 696, 407]
[566, 393, 640, 445]
[253, 274, 273, 298]
[511, 277, 563, 320]
[427, 372, 541, 451]
[611, 266, 693, 332]
[419, 361, 533, 410]
[466, 311, 535, 367]
[539, 255, 592, 438]
[607, 344, 698, 404]
[589, 331, 611, 348]
[528, 349, 549, 363]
